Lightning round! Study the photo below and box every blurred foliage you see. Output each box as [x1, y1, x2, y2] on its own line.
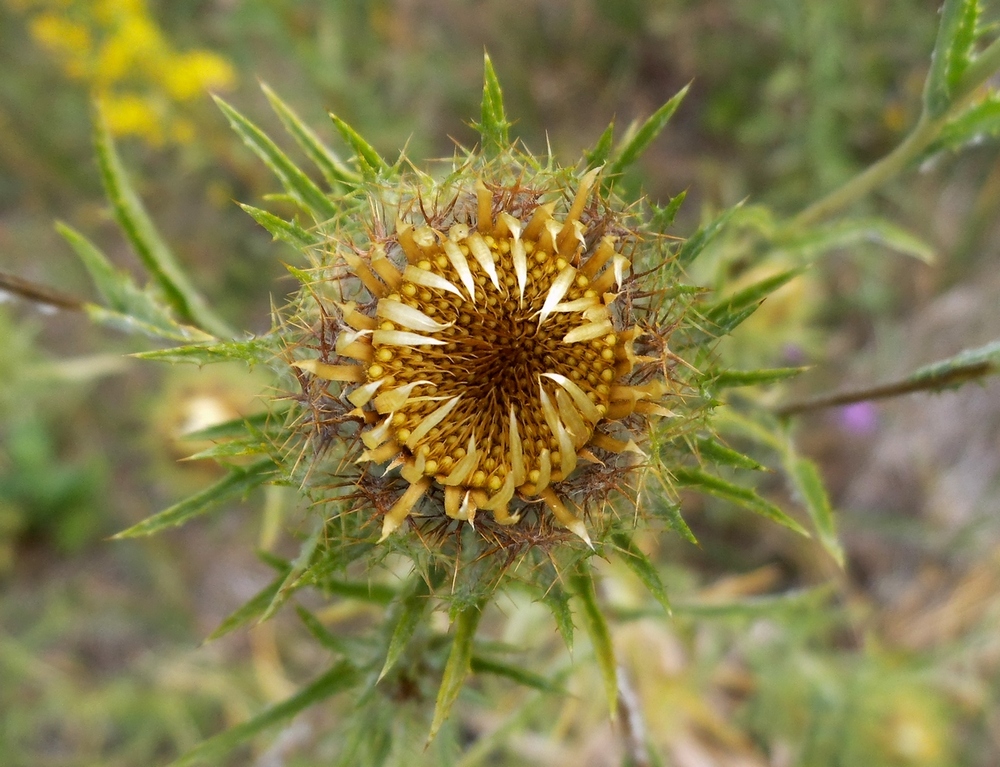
[0, 307, 107, 570]
[6, 0, 235, 146]
[3, 0, 1000, 766]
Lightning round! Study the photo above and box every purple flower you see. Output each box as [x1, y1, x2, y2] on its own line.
[837, 402, 879, 435]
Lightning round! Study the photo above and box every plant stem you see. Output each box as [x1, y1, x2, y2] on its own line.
[785, 116, 935, 231]
[784, 36, 1000, 232]
[0, 271, 85, 311]
[774, 360, 996, 416]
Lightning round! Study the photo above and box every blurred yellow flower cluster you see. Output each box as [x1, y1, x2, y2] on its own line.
[10, 0, 235, 145]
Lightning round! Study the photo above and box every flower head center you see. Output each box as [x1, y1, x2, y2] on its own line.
[366, 212, 622, 501]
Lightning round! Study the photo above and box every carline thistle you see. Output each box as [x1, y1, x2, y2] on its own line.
[291, 162, 682, 551]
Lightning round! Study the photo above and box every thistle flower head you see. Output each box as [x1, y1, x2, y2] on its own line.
[293, 155, 683, 552]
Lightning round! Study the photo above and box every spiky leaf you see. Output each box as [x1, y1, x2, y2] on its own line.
[696, 437, 766, 471]
[676, 202, 742, 268]
[779, 217, 935, 263]
[166, 661, 359, 767]
[82, 304, 211, 344]
[329, 113, 388, 180]
[782, 444, 844, 566]
[932, 93, 1000, 153]
[207, 566, 291, 641]
[379, 576, 432, 680]
[647, 471, 698, 543]
[776, 338, 1000, 415]
[924, 0, 980, 117]
[611, 532, 671, 613]
[113, 458, 276, 538]
[908, 338, 1000, 386]
[133, 337, 278, 366]
[295, 606, 351, 654]
[672, 467, 808, 536]
[239, 204, 322, 251]
[540, 581, 575, 651]
[93, 114, 230, 337]
[215, 96, 338, 221]
[703, 268, 803, 333]
[429, 600, 485, 742]
[608, 84, 689, 177]
[584, 121, 615, 170]
[478, 53, 510, 156]
[649, 190, 687, 232]
[261, 82, 359, 190]
[570, 564, 617, 717]
[713, 367, 808, 388]
[470, 655, 563, 694]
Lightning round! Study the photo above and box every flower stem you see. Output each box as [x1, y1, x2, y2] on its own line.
[774, 357, 997, 416]
[784, 36, 1000, 232]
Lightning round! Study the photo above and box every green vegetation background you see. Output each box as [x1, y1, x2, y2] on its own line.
[2, 1, 1000, 765]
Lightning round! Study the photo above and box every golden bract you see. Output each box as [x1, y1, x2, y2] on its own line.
[296, 168, 670, 545]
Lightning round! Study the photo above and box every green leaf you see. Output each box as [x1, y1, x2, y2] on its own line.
[166, 661, 359, 767]
[782, 444, 844, 566]
[183, 439, 270, 461]
[780, 217, 936, 264]
[933, 93, 1000, 152]
[712, 367, 808, 388]
[470, 655, 563, 694]
[295, 605, 351, 654]
[429, 600, 486, 743]
[182, 410, 284, 442]
[214, 96, 338, 221]
[672, 466, 809, 536]
[654, 498, 698, 544]
[58, 224, 160, 321]
[928, 92, 1000, 154]
[93, 112, 231, 338]
[239, 204, 321, 251]
[907, 337, 1000, 386]
[924, 0, 980, 117]
[133, 337, 278, 366]
[207, 566, 290, 641]
[714, 410, 785, 452]
[329, 112, 388, 180]
[646, 469, 698, 543]
[262, 524, 324, 622]
[379, 577, 432, 680]
[703, 268, 803, 333]
[257, 550, 291, 572]
[611, 532, 671, 613]
[540, 581, 574, 651]
[570, 563, 617, 718]
[83, 305, 212, 344]
[649, 190, 687, 232]
[584, 121, 615, 170]
[113, 458, 276, 538]
[261, 82, 359, 190]
[323, 577, 396, 605]
[695, 437, 766, 471]
[676, 202, 742, 269]
[478, 53, 510, 156]
[608, 83, 689, 177]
